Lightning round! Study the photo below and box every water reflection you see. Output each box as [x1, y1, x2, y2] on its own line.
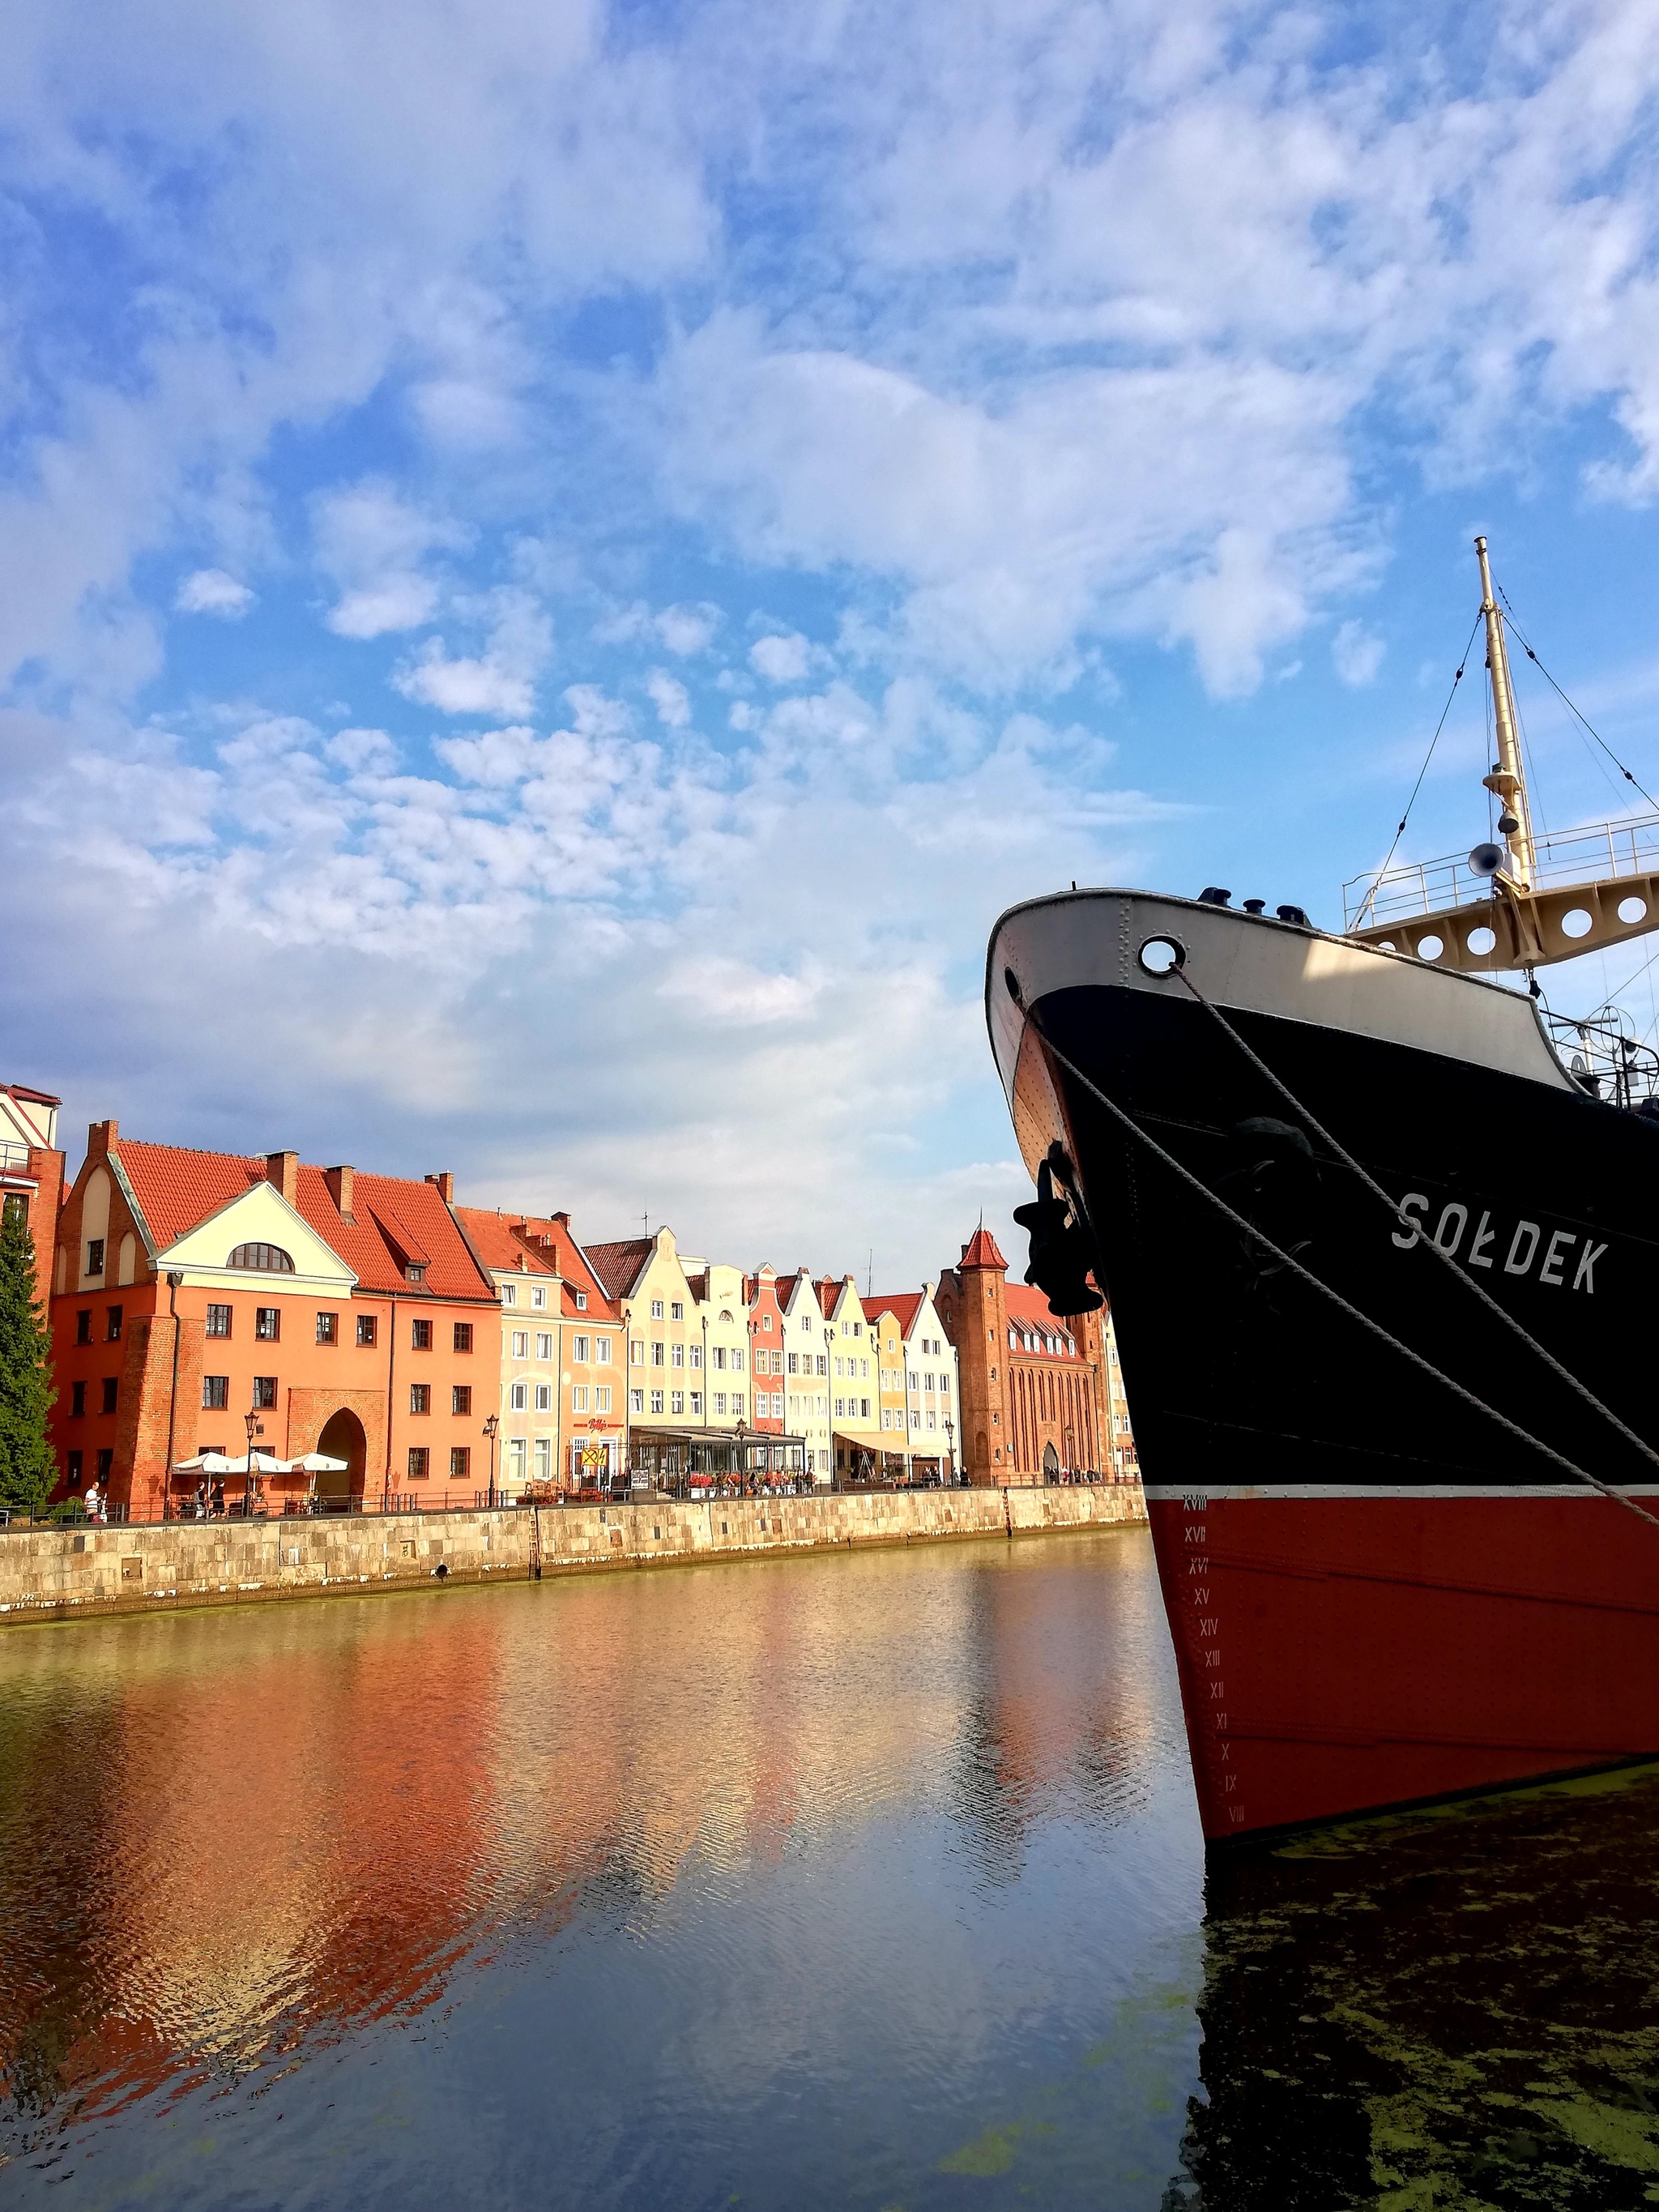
[0, 1528, 1197, 2207]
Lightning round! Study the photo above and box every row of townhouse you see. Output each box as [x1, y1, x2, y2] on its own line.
[6, 1084, 1131, 1515]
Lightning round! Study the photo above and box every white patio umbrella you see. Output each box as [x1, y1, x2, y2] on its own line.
[288, 1452, 349, 1473]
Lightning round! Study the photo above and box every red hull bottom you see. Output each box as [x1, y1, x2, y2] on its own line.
[1148, 1492, 1659, 1842]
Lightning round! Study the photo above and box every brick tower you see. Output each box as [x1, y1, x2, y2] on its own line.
[935, 1226, 1010, 1486]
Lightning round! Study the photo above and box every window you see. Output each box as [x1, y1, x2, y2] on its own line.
[70, 1380, 86, 1417]
[731, 1348, 744, 1372]
[816, 1355, 827, 1376]
[105, 1305, 122, 1341]
[501, 1282, 517, 1306]
[630, 1339, 644, 1365]
[650, 1299, 664, 1320]
[356, 1313, 377, 1347]
[834, 1397, 844, 1420]
[407, 1447, 429, 1480]
[75, 1309, 92, 1345]
[670, 1390, 684, 1415]
[536, 1331, 553, 1360]
[651, 1342, 664, 1367]
[452, 1386, 471, 1416]
[801, 1314, 811, 1333]
[316, 1311, 338, 1344]
[535, 1383, 552, 1412]
[689, 1390, 702, 1416]
[911, 1409, 921, 1428]
[574, 1292, 587, 1311]
[450, 1446, 471, 1481]
[670, 1300, 684, 1322]
[453, 1322, 473, 1354]
[787, 1352, 798, 1375]
[689, 1344, 701, 1369]
[763, 1314, 773, 1331]
[650, 1389, 664, 1414]
[595, 1386, 612, 1413]
[2, 1194, 24, 1232]
[711, 1346, 726, 1372]
[507, 1437, 527, 1480]
[512, 1330, 529, 1358]
[229, 1242, 294, 1272]
[834, 1357, 843, 1378]
[66, 1450, 83, 1488]
[534, 1438, 551, 1480]
[411, 1317, 432, 1350]
[714, 1392, 727, 1416]
[853, 1322, 862, 1337]
[531, 1286, 546, 1309]
[96, 1448, 113, 1481]
[253, 1307, 279, 1343]
[253, 1376, 277, 1409]
[410, 1383, 431, 1415]
[670, 1343, 683, 1368]
[928, 1409, 937, 1430]
[203, 1375, 228, 1410]
[908, 1370, 919, 1391]
[405, 1265, 425, 1283]
[595, 1338, 612, 1364]
[573, 1335, 590, 1363]
[574, 1386, 589, 1413]
[731, 1393, 744, 1417]
[630, 1389, 644, 1413]
[510, 1381, 527, 1411]
[101, 1377, 118, 1415]
[87, 1239, 105, 1276]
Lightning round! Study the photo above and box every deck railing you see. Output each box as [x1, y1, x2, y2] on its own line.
[1344, 813, 1659, 930]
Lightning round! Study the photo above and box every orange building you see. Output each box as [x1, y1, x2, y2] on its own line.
[47, 1125, 499, 1516]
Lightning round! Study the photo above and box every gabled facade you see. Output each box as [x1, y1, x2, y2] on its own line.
[745, 1266, 788, 1433]
[776, 1270, 831, 1478]
[47, 1127, 499, 1516]
[1, 1082, 65, 1309]
[589, 1227, 753, 1443]
[819, 1276, 881, 1475]
[867, 1284, 961, 1475]
[450, 1206, 561, 1497]
[510, 1212, 624, 1487]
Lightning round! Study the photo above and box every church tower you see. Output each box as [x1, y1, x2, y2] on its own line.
[936, 1226, 1010, 1486]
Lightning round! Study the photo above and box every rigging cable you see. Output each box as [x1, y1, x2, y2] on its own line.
[1497, 587, 1658, 809]
[1354, 612, 1483, 925]
[1028, 1006, 1659, 1533]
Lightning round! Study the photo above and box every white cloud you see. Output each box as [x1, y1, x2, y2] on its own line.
[646, 670, 692, 727]
[749, 631, 812, 684]
[392, 590, 552, 717]
[313, 482, 470, 639]
[655, 603, 722, 655]
[174, 569, 255, 619]
[1332, 620, 1385, 688]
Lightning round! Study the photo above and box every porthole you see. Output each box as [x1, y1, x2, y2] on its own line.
[1466, 925, 1497, 956]
[1619, 895, 1648, 925]
[1416, 934, 1444, 962]
[1375, 939, 1397, 953]
[1561, 908, 1593, 939]
[1137, 935, 1186, 977]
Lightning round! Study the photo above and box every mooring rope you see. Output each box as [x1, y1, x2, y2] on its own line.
[1026, 1007, 1659, 1535]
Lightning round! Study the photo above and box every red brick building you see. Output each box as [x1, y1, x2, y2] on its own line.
[47, 1125, 499, 1516]
[936, 1225, 1126, 1485]
[1, 1082, 66, 1309]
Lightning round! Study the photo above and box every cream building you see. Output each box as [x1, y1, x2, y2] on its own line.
[777, 1270, 832, 1480]
[450, 1209, 561, 1497]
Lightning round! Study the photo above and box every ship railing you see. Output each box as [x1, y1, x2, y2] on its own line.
[1344, 812, 1659, 930]
[1542, 1013, 1659, 1108]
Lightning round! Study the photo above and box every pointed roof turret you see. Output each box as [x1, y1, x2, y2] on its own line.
[958, 1225, 1008, 1272]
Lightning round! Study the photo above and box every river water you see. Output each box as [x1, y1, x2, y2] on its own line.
[3, 1527, 1659, 2209]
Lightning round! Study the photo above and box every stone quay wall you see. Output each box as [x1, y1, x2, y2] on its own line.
[0, 1483, 1147, 1629]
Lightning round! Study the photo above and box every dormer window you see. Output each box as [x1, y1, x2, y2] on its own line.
[229, 1242, 294, 1273]
[575, 1292, 587, 1310]
[501, 1283, 517, 1305]
[405, 1263, 425, 1283]
[532, 1286, 546, 1309]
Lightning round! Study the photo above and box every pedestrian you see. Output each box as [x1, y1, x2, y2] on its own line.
[83, 1479, 100, 1522]
[210, 1480, 225, 1518]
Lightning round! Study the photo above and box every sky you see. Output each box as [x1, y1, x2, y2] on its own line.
[6, 0, 1659, 1287]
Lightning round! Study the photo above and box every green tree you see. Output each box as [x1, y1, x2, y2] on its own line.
[0, 1200, 55, 1516]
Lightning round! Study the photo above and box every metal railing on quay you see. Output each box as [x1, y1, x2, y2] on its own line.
[0, 1467, 1140, 1534]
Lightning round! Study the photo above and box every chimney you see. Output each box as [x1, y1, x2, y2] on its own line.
[427, 1171, 455, 1203]
[552, 1210, 569, 1228]
[325, 1164, 355, 1222]
[87, 1119, 118, 1159]
[266, 1150, 299, 1205]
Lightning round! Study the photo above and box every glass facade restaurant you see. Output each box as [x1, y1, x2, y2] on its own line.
[628, 1427, 807, 1484]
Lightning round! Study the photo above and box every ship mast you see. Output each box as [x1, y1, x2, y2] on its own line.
[1475, 535, 1536, 890]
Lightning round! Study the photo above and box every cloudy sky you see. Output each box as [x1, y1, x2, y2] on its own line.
[7, 0, 1659, 1285]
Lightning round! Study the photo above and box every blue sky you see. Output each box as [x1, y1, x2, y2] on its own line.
[6, 0, 1659, 1282]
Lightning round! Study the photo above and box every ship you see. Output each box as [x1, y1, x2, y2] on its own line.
[987, 537, 1659, 1843]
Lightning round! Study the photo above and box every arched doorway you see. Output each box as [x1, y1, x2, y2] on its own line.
[1043, 1440, 1060, 1484]
[316, 1409, 368, 1504]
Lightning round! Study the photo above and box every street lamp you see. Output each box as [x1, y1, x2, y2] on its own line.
[243, 1407, 264, 1519]
[483, 1411, 500, 1510]
[734, 1415, 748, 1491]
[945, 1416, 955, 1488]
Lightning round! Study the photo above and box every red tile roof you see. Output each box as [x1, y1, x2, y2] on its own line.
[452, 1206, 558, 1277]
[114, 1142, 497, 1301]
[511, 1215, 621, 1322]
[957, 1226, 1008, 1271]
[866, 1293, 923, 1336]
[584, 1238, 653, 1300]
[1004, 1283, 1082, 1354]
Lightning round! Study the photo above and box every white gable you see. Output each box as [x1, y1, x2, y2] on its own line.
[158, 1182, 356, 1292]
